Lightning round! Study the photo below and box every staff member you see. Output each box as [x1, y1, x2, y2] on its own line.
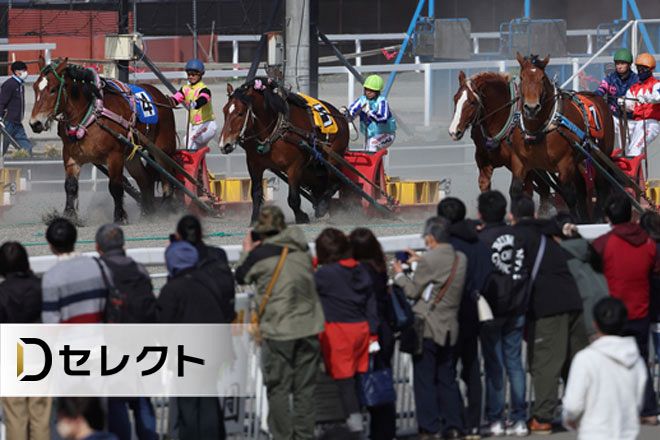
[0, 60, 33, 156]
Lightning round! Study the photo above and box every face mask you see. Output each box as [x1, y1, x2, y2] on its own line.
[18, 71, 28, 80]
[56, 420, 75, 439]
[638, 70, 652, 81]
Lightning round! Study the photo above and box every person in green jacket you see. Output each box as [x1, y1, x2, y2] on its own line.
[235, 206, 325, 440]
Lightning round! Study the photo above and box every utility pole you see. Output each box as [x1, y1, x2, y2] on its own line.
[285, 0, 310, 93]
[309, 0, 318, 96]
[192, 0, 198, 60]
[118, 0, 130, 82]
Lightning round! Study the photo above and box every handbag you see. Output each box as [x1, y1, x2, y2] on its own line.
[388, 284, 414, 331]
[248, 246, 289, 343]
[398, 253, 460, 355]
[477, 295, 494, 322]
[358, 357, 396, 407]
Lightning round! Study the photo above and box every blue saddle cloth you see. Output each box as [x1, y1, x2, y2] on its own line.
[106, 80, 159, 125]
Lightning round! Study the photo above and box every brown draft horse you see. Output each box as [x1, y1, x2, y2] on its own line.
[29, 57, 177, 223]
[448, 70, 553, 210]
[218, 78, 350, 224]
[512, 53, 614, 221]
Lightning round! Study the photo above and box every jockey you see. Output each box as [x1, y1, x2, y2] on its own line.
[620, 53, 660, 157]
[344, 74, 397, 152]
[594, 48, 638, 148]
[170, 59, 216, 150]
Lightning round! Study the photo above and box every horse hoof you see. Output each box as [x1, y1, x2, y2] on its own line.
[114, 212, 129, 225]
[295, 213, 311, 224]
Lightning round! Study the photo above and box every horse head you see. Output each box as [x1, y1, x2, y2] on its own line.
[448, 71, 483, 140]
[30, 55, 69, 133]
[219, 78, 286, 154]
[516, 52, 550, 119]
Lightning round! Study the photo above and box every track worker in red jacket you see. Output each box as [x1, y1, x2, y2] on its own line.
[593, 193, 659, 424]
[314, 228, 379, 438]
[621, 53, 660, 157]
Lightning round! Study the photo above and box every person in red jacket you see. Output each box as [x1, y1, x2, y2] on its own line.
[621, 53, 660, 156]
[592, 193, 659, 424]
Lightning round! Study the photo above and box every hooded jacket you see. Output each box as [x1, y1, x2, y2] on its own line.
[562, 336, 647, 440]
[314, 259, 378, 333]
[235, 226, 325, 341]
[0, 271, 42, 323]
[593, 223, 657, 320]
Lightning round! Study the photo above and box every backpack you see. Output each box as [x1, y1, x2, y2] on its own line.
[482, 233, 545, 317]
[95, 257, 157, 323]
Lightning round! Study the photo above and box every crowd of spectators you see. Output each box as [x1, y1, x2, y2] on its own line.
[1, 191, 660, 440]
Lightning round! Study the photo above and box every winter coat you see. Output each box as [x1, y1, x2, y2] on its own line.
[395, 243, 467, 347]
[314, 259, 378, 333]
[194, 243, 236, 322]
[514, 219, 583, 319]
[0, 76, 25, 124]
[562, 336, 647, 440]
[560, 239, 609, 337]
[0, 271, 42, 323]
[448, 220, 493, 339]
[235, 226, 325, 341]
[593, 222, 657, 320]
[650, 242, 660, 323]
[594, 70, 638, 117]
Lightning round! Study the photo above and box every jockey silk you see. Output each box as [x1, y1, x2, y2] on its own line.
[626, 76, 660, 121]
[183, 81, 215, 125]
[594, 71, 638, 117]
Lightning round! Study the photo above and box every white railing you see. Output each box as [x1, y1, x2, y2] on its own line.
[0, 42, 55, 65]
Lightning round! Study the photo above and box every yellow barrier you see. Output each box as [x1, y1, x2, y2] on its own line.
[387, 178, 441, 205]
[646, 179, 660, 206]
[209, 177, 267, 203]
[1, 168, 21, 189]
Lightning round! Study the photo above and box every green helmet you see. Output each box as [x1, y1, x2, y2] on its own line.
[363, 74, 384, 92]
[613, 48, 633, 64]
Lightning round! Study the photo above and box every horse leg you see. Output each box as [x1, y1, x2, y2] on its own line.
[557, 158, 583, 222]
[475, 149, 494, 192]
[248, 161, 265, 225]
[108, 153, 129, 224]
[63, 156, 81, 221]
[125, 156, 156, 216]
[286, 165, 310, 224]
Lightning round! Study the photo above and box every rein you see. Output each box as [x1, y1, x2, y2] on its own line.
[465, 77, 520, 146]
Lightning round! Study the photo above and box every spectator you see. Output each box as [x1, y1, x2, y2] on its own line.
[157, 239, 228, 440]
[350, 227, 396, 440]
[640, 210, 660, 367]
[94, 224, 158, 440]
[0, 241, 51, 440]
[315, 228, 378, 437]
[235, 206, 324, 440]
[594, 194, 659, 423]
[393, 217, 466, 440]
[41, 217, 108, 323]
[0, 60, 33, 155]
[175, 215, 235, 322]
[562, 298, 647, 440]
[512, 196, 587, 434]
[476, 191, 528, 437]
[55, 397, 118, 440]
[553, 213, 609, 339]
[437, 197, 492, 440]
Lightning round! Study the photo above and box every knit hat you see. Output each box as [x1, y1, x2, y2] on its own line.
[165, 241, 199, 277]
[253, 205, 287, 235]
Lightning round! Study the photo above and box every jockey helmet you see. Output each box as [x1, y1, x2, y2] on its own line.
[613, 48, 633, 64]
[185, 59, 205, 74]
[364, 74, 384, 92]
[635, 53, 656, 70]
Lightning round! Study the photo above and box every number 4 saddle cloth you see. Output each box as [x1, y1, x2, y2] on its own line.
[297, 93, 339, 135]
[105, 79, 159, 125]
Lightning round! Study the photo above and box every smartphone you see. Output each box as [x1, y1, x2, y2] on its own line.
[250, 230, 262, 242]
[395, 251, 409, 263]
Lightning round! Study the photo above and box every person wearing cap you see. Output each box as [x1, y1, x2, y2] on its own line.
[344, 74, 397, 153]
[594, 48, 638, 148]
[235, 205, 325, 440]
[170, 59, 216, 150]
[620, 53, 660, 157]
[0, 60, 33, 156]
[157, 239, 228, 440]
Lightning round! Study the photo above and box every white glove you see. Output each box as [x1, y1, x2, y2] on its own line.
[616, 97, 626, 106]
[189, 101, 197, 109]
[637, 94, 648, 104]
[368, 340, 381, 354]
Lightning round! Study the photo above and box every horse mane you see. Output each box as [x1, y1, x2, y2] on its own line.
[65, 65, 102, 101]
[232, 77, 289, 115]
[469, 71, 510, 90]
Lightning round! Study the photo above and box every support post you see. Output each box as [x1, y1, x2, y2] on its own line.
[355, 39, 362, 67]
[118, 0, 130, 83]
[232, 40, 239, 69]
[285, 0, 310, 93]
[423, 63, 432, 127]
[348, 70, 355, 105]
[572, 57, 580, 91]
[524, 0, 531, 19]
[309, 0, 319, 97]
[192, 0, 198, 60]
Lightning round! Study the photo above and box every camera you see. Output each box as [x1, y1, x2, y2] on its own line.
[395, 251, 409, 263]
[250, 230, 262, 242]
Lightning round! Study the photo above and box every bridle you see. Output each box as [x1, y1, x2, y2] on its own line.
[37, 62, 68, 126]
[230, 91, 285, 146]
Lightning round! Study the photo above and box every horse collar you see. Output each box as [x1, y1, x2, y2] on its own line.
[518, 82, 560, 141]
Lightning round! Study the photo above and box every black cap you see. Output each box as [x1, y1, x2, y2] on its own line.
[10, 61, 27, 72]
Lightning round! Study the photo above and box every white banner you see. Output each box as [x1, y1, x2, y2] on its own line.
[0, 324, 254, 397]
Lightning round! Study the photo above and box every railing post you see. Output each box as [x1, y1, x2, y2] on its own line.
[232, 40, 239, 69]
[572, 57, 580, 91]
[587, 34, 593, 54]
[424, 63, 432, 127]
[91, 165, 98, 192]
[498, 60, 506, 73]
[355, 39, 362, 67]
[631, 20, 639, 56]
[348, 69, 355, 105]
[473, 36, 479, 54]
[44, 48, 51, 65]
